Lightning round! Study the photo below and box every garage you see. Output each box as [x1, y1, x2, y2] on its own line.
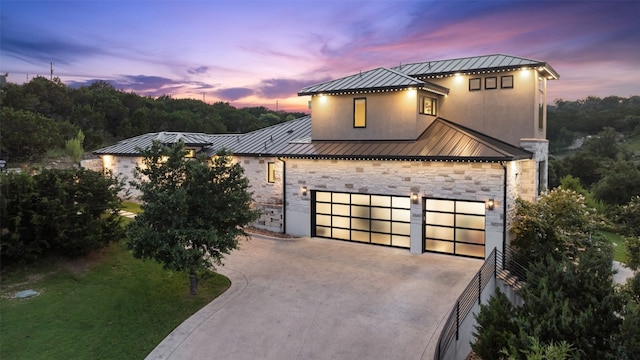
[423, 198, 486, 258]
[311, 191, 411, 248]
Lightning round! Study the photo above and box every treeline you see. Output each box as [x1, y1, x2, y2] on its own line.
[548, 95, 640, 151]
[0, 76, 307, 162]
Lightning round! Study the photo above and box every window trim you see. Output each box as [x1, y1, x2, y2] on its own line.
[484, 77, 497, 90]
[500, 75, 514, 89]
[419, 96, 437, 116]
[353, 97, 367, 128]
[267, 162, 275, 183]
[469, 78, 481, 91]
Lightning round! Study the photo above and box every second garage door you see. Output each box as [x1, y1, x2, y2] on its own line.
[312, 191, 411, 248]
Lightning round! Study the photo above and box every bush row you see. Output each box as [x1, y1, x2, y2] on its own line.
[1, 168, 124, 268]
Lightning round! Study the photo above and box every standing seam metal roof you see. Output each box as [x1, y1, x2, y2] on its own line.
[392, 54, 559, 79]
[277, 118, 532, 161]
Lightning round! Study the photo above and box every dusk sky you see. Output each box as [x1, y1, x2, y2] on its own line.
[1, 0, 639, 112]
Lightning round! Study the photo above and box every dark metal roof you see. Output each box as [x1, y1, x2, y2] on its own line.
[94, 116, 530, 162]
[298, 67, 448, 96]
[205, 116, 312, 156]
[392, 54, 559, 80]
[93, 131, 212, 156]
[278, 118, 532, 162]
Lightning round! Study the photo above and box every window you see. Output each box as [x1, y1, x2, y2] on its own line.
[538, 91, 545, 129]
[353, 98, 366, 128]
[484, 77, 497, 90]
[267, 162, 275, 183]
[469, 78, 481, 91]
[420, 96, 437, 116]
[501, 75, 513, 89]
[185, 149, 196, 158]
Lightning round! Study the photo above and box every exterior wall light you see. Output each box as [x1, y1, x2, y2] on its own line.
[411, 192, 419, 204]
[301, 186, 308, 196]
[487, 199, 495, 210]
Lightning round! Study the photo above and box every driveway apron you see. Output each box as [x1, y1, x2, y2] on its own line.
[146, 235, 482, 360]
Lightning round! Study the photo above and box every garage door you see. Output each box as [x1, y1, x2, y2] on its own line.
[423, 198, 485, 258]
[312, 191, 411, 248]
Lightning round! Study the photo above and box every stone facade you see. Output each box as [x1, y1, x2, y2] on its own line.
[283, 158, 512, 257]
[235, 156, 284, 233]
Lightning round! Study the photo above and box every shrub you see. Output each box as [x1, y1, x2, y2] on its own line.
[0, 168, 124, 268]
[472, 289, 518, 360]
[65, 130, 85, 163]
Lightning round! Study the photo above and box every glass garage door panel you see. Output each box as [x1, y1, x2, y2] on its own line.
[312, 191, 410, 249]
[424, 199, 486, 259]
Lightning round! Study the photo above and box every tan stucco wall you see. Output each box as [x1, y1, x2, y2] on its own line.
[310, 90, 436, 141]
[426, 69, 547, 146]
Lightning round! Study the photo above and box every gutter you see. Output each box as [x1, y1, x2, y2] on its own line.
[500, 161, 508, 265]
[277, 157, 287, 234]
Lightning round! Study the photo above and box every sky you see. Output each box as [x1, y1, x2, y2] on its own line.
[1, 0, 639, 112]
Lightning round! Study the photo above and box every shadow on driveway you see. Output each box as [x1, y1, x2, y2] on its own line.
[147, 235, 482, 360]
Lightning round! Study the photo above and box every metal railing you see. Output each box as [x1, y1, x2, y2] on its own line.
[434, 248, 497, 360]
[433, 244, 528, 360]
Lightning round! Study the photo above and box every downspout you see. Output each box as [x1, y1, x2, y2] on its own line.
[500, 161, 508, 268]
[277, 157, 287, 234]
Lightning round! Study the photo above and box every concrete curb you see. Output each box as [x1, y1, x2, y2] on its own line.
[145, 266, 249, 360]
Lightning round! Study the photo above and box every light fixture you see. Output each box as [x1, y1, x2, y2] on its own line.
[487, 199, 495, 210]
[411, 192, 419, 204]
[301, 186, 308, 196]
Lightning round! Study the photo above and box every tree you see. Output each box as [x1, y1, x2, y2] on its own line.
[126, 141, 260, 294]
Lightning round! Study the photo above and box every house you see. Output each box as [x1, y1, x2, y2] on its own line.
[93, 54, 558, 259]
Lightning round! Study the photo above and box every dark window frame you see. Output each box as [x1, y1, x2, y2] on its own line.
[484, 77, 497, 90]
[419, 96, 437, 116]
[501, 75, 514, 89]
[469, 78, 481, 91]
[353, 97, 367, 128]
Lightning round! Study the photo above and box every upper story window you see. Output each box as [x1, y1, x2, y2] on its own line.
[420, 96, 437, 116]
[267, 162, 275, 183]
[353, 98, 366, 128]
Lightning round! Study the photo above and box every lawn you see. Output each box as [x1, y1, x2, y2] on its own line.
[599, 230, 628, 263]
[0, 240, 230, 360]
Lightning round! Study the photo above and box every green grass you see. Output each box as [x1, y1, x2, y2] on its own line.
[0, 241, 230, 360]
[598, 230, 627, 263]
[121, 201, 143, 214]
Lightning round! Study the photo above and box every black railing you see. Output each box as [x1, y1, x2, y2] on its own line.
[433, 244, 528, 360]
[434, 248, 496, 360]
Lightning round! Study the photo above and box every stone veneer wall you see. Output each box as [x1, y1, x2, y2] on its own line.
[520, 138, 549, 194]
[284, 158, 507, 256]
[234, 156, 284, 233]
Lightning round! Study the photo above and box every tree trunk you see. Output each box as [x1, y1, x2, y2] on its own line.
[190, 271, 198, 295]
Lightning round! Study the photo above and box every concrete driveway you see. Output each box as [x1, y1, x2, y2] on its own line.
[146, 235, 482, 360]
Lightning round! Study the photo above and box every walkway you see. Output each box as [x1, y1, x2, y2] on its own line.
[146, 235, 482, 360]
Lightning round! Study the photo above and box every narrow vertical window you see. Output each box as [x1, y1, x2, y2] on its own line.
[354, 98, 366, 128]
[420, 96, 437, 115]
[267, 162, 275, 183]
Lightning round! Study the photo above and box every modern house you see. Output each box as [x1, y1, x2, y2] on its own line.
[93, 54, 558, 260]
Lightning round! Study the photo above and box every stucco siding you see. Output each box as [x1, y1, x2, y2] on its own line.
[310, 90, 430, 140]
[430, 69, 540, 146]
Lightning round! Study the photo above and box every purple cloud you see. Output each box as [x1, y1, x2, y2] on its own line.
[187, 66, 209, 75]
[214, 87, 255, 101]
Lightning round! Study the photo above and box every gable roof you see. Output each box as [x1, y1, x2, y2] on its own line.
[392, 54, 559, 80]
[298, 67, 449, 96]
[278, 118, 532, 162]
[93, 131, 212, 156]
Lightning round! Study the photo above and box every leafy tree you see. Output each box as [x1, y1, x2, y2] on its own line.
[0, 107, 68, 161]
[126, 141, 260, 294]
[65, 130, 85, 163]
[592, 161, 640, 206]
